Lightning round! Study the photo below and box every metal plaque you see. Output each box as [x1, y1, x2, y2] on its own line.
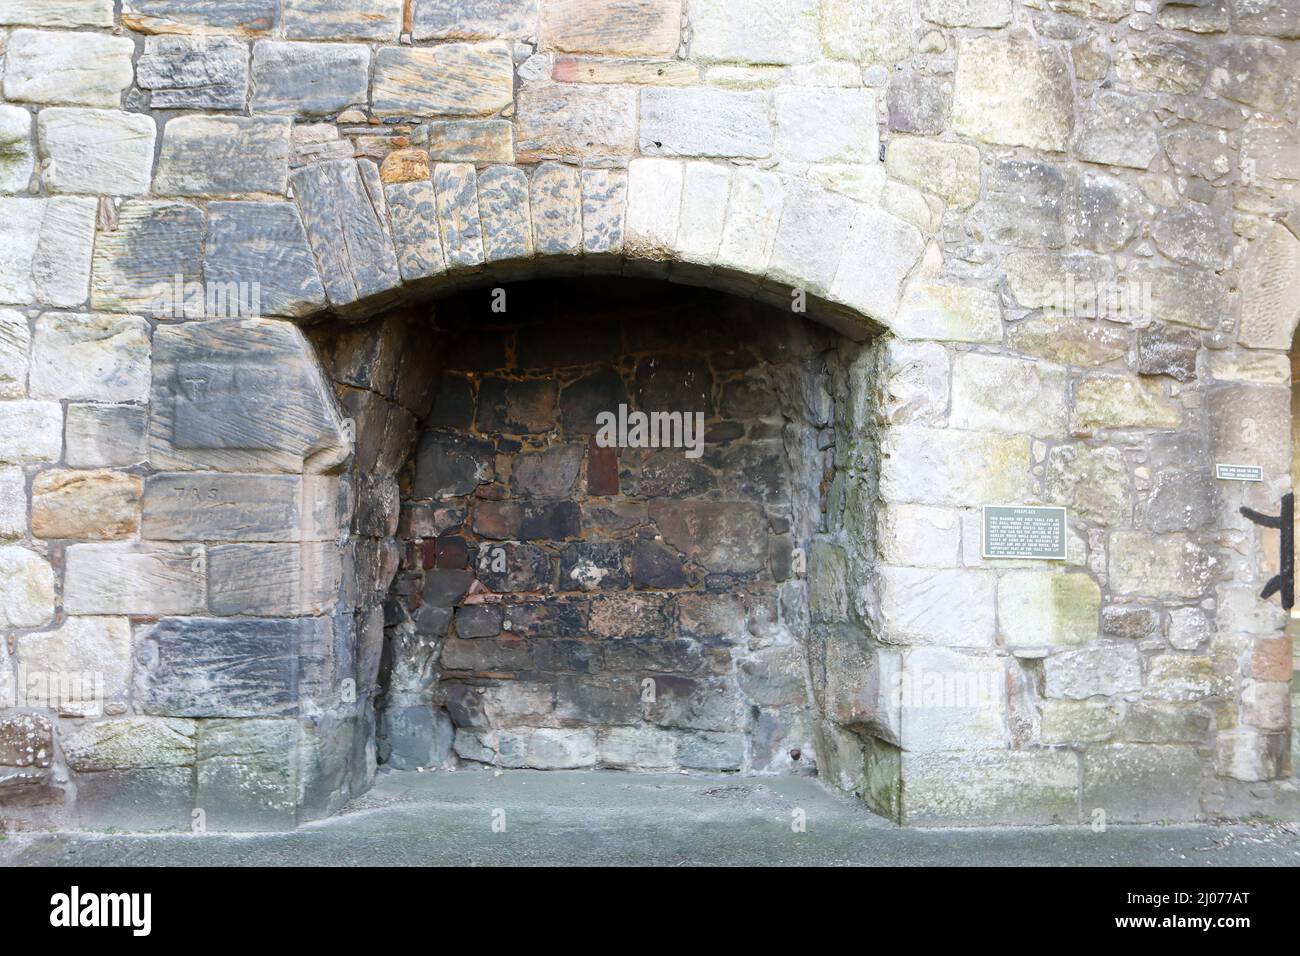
[982, 505, 1068, 560]
[1215, 463, 1264, 482]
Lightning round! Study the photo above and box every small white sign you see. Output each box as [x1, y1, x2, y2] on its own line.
[982, 505, 1068, 561]
[1215, 463, 1263, 482]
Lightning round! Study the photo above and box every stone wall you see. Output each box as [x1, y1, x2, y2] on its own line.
[0, 0, 1297, 829]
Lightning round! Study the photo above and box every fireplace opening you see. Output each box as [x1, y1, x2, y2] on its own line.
[313, 277, 880, 783]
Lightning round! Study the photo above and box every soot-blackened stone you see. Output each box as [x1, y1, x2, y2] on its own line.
[634, 357, 714, 415]
[475, 377, 558, 434]
[455, 604, 503, 639]
[631, 539, 690, 589]
[501, 599, 588, 638]
[426, 373, 475, 429]
[422, 569, 474, 607]
[559, 541, 630, 591]
[412, 431, 495, 498]
[560, 367, 629, 434]
[415, 604, 453, 637]
[476, 542, 553, 592]
[518, 500, 582, 540]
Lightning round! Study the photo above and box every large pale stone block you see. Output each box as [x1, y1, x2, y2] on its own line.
[530, 163, 583, 257]
[2, 29, 134, 108]
[541, 0, 682, 56]
[690, 0, 819, 64]
[31, 470, 141, 540]
[0, 1, 114, 27]
[142, 473, 339, 542]
[0, 546, 56, 628]
[251, 41, 371, 116]
[414, 0, 539, 39]
[0, 401, 63, 464]
[0, 196, 97, 308]
[639, 88, 772, 158]
[885, 136, 981, 208]
[1073, 91, 1159, 169]
[998, 571, 1100, 648]
[65, 543, 206, 616]
[893, 281, 1001, 343]
[829, 204, 925, 324]
[39, 107, 157, 196]
[385, 180, 448, 281]
[580, 168, 627, 256]
[766, 181, 857, 294]
[208, 542, 341, 615]
[373, 43, 515, 117]
[624, 158, 683, 259]
[898, 646, 1008, 749]
[427, 119, 515, 163]
[282, 0, 401, 40]
[433, 163, 486, 270]
[775, 87, 877, 163]
[1114, 36, 1209, 94]
[1237, 223, 1300, 350]
[1072, 374, 1180, 432]
[66, 404, 149, 468]
[1108, 531, 1215, 599]
[715, 167, 783, 279]
[148, 319, 350, 474]
[950, 353, 1068, 437]
[29, 312, 151, 403]
[876, 567, 997, 646]
[0, 309, 31, 400]
[1004, 251, 1117, 313]
[1043, 644, 1141, 699]
[880, 427, 1032, 507]
[62, 717, 196, 770]
[878, 503, 961, 567]
[137, 36, 250, 110]
[204, 201, 327, 319]
[1044, 443, 1131, 526]
[121, 0, 280, 35]
[920, 0, 1010, 26]
[0, 106, 36, 194]
[155, 115, 292, 197]
[16, 617, 131, 716]
[879, 340, 949, 426]
[676, 161, 730, 265]
[91, 201, 205, 314]
[1081, 744, 1202, 822]
[953, 36, 1073, 151]
[1206, 383, 1288, 480]
[291, 159, 401, 308]
[821, 0, 914, 62]
[0, 467, 25, 538]
[514, 86, 639, 162]
[901, 749, 1080, 825]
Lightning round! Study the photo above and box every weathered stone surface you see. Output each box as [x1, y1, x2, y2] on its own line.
[999, 571, 1100, 648]
[0, 712, 52, 766]
[291, 159, 401, 307]
[893, 282, 1001, 343]
[149, 319, 349, 473]
[196, 718, 297, 829]
[1072, 375, 1180, 432]
[896, 646, 1007, 750]
[1213, 38, 1295, 112]
[0, 467, 25, 539]
[0, 547, 56, 627]
[821, 0, 914, 62]
[953, 36, 1073, 151]
[1006, 316, 1128, 367]
[1115, 37, 1209, 94]
[434, 163, 486, 270]
[17, 616, 132, 715]
[282, 0, 402, 40]
[64, 543, 205, 615]
[0, 310, 28, 400]
[63, 717, 195, 770]
[1109, 532, 1214, 599]
[690, 0, 818, 63]
[1151, 201, 1230, 270]
[142, 473, 338, 542]
[921, 0, 1010, 25]
[31, 470, 140, 540]
[373, 43, 515, 117]
[1072, 171, 1145, 252]
[0, 401, 63, 464]
[380, 149, 431, 185]
[881, 427, 1031, 507]
[887, 73, 951, 136]
[1044, 644, 1141, 699]
[385, 180, 447, 282]
[901, 749, 1079, 825]
[776, 87, 876, 164]
[640, 88, 772, 158]
[976, 159, 1069, 248]
[515, 86, 639, 162]
[950, 353, 1068, 436]
[1133, 266, 1224, 332]
[205, 201, 327, 318]
[0, 196, 97, 308]
[1073, 92, 1159, 169]
[122, 0, 280, 35]
[208, 542, 341, 615]
[1045, 444, 1132, 525]
[1136, 323, 1199, 382]
[541, 0, 682, 56]
[0, 106, 35, 194]
[138, 36, 249, 110]
[886, 137, 979, 209]
[648, 501, 767, 574]
[251, 41, 371, 116]
[1042, 699, 1122, 744]
[155, 115, 291, 197]
[137, 617, 328, 717]
[91, 201, 205, 314]
[766, 180, 856, 293]
[879, 340, 949, 426]
[414, 0, 539, 39]
[531, 163, 583, 256]
[0, 1, 114, 27]
[1237, 223, 1300, 350]
[2, 29, 134, 108]
[66, 404, 149, 468]
[1082, 745, 1202, 822]
[427, 120, 515, 163]
[877, 567, 997, 646]
[30, 312, 150, 403]
[37, 109, 156, 197]
[1004, 251, 1116, 313]
[478, 165, 534, 263]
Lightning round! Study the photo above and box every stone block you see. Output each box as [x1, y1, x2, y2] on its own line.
[38, 109, 157, 197]
[647, 501, 767, 574]
[675, 731, 744, 771]
[149, 319, 350, 473]
[477, 165, 533, 264]
[624, 158, 683, 259]
[1072, 375, 1180, 432]
[282, 0, 402, 39]
[1043, 644, 1142, 699]
[91, 201, 205, 314]
[921, 0, 1010, 25]
[597, 726, 677, 769]
[950, 353, 1067, 436]
[998, 571, 1100, 648]
[775, 87, 876, 163]
[196, 718, 297, 829]
[155, 115, 291, 197]
[138, 36, 250, 110]
[1044, 444, 1132, 526]
[1115, 36, 1209, 94]
[541, 0, 681, 56]
[385, 180, 448, 283]
[373, 43, 515, 117]
[0, 467, 25, 539]
[142, 473, 338, 542]
[427, 119, 515, 162]
[1041, 699, 1123, 744]
[62, 717, 196, 771]
[1238, 223, 1300, 350]
[880, 427, 1031, 507]
[901, 749, 1080, 825]
[821, 0, 913, 62]
[953, 36, 1073, 151]
[766, 180, 857, 294]
[898, 646, 1008, 750]
[205, 201, 327, 319]
[433, 163, 486, 270]
[878, 340, 949, 426]
[1073, 92, 1159, 169]
[64, 543, 205, 616]
[208, 542, 341, 615]
[121, 0, 280, 35]
[876, 567, 997, 646]
[0, 1, 114, 27]
[639, 88, 772, 158]
[886, 136, 981, 208]
[530, 163, 582, 256]
[892, 282, 1001, 343]
[414, 0, 539, 39]
[66, 404, 149, 468]
[0, 401, 63, 464]
[715, 166, 783, 279]
[251, 41, 371, 116]
[31, 469, 141, 541]
[580, 168, 628, 256]
[515, 86, 639, 162]
[1109, 532, 1214, 599]
[0, 546, 55, 627]
[2, 29, 134, 108]
[0, 106, 35, 194]
[16, 616, 131, 716]
[523, 728, 597, 769]
[690, 0, 819, 64]
[1081, 744, 1202, 822]
[0, 196, 97, 308]
[29, 312, 151, 403]
[828, 204, 924, 325]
